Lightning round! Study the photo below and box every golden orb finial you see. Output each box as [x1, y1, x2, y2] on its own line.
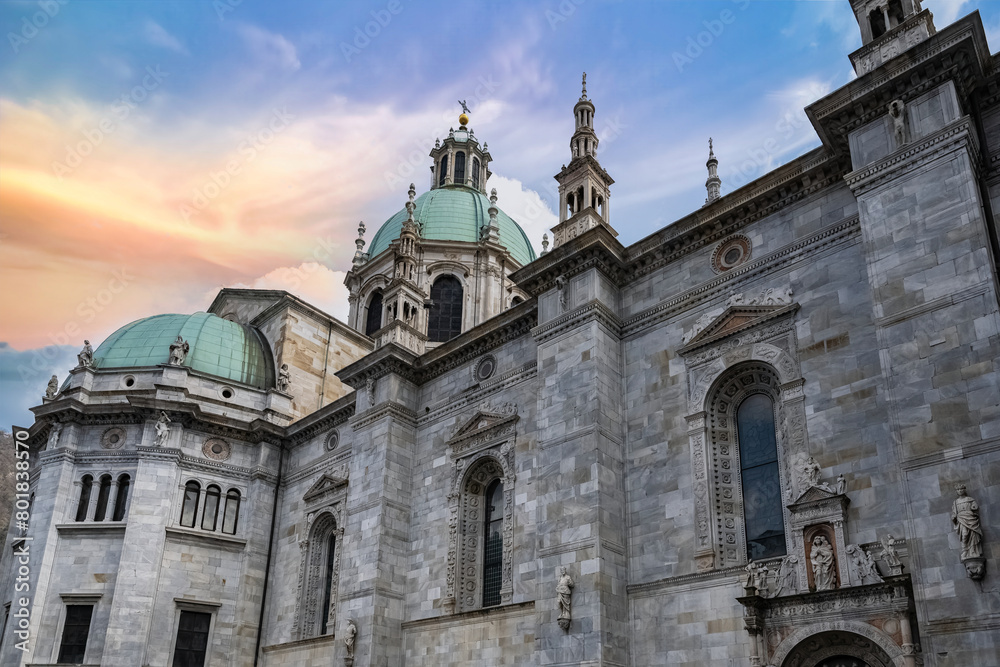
[459, 112, 469, 127]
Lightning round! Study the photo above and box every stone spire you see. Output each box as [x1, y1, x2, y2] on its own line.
[551, 73, 616, 246]
[353, 221, 367, 267]
[481, 188, 501, 243]
[705, 138, 721, 205]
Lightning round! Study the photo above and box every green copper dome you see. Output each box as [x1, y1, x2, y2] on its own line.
[368, 185, 536, 266]
[93, 313, 275, 389]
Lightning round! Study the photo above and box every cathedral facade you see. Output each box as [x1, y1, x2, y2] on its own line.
[2, 2, 998, 665]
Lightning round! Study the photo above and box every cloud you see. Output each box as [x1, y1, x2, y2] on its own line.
[489, 174, 555, 257]
[144, 20, 189, 55]
[237, 24, 301, 71]
[0, 343, 77, 430]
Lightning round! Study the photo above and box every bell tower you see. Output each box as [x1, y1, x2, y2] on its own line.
[428, 104, 492, 193]
[848, 0, 936, 75]
[551, 73, 616, 247]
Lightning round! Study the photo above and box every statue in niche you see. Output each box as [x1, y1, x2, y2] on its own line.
[810, 535, 837, 591]
[154, 411, 171, 446]
[880, 534, 903, 574]
[556, 567, 574, 630]
[168, 336, 189, 366]
[77, 340, 94, 369]
[845, 544, 883, 585]
[277, 364, 291, 393]
[889, 100, 909, 147]
[555, 276, 567, 311]
[952, 483, 985, 580]
[365, 377, 376, 408]
[344, 618, 357, 664]
[774, 555, 799, 596]
[46, 423, 62, 449]
[45, 375, 59, 399]
[836, 474, 847, 495]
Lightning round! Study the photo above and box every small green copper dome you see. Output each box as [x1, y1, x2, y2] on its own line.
[368, 185, 536, 266]
[93, 313, 275, 389]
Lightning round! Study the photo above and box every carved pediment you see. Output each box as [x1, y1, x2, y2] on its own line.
[680, 288, 798, 353]
[790, 485, 843, 506]
[448, 402, 518, 458]
[303, 471, 349, 503]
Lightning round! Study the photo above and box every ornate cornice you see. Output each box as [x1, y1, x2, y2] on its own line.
[531, 299, 622, 344]
[349, 402, 418, 430]
[846, 118, 980, 195]
[285, 394, 357, 444]
[510, 225, 628, 295]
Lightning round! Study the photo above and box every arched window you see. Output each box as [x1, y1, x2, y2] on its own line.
[222, 489, 240, 535]
[320, 532, 337, 634]
[737, 394, 785, 561]
[202, 485, 221, 531]
[75, 475, 93, 522]
[472, 157, 481, 190]
[365, 291, 383, 337]
[454, 151, 466, 184]
[112, 474, 130, 521]
[93, 475, 112, 522]
[428, 276, 463, 342]
[869, 9, 886, 38]
[446, 454, 514, 613]
[294, 513, 341, 639]
[483, 479, 504, 607]
[703, 363, 788, 567]
[439, 155, 448, 186]
[180, 481, 200, 528]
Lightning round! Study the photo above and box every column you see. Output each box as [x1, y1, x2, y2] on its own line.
[106, 478, 120, 522]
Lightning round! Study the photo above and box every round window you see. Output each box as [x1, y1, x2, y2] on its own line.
[712, 235, 752, 273]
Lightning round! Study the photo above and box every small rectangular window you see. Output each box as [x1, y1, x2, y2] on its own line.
[57, 604, 94, 664]
[173, 610, 212, 667]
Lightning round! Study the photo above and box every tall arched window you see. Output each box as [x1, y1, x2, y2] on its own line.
[222, 489, 240, 535]
[320, 532, 337, 634]
[294, 513, 341, 639]
[112, 474, 130, 521]
[365, 291, 383, 337]
[428, 276, 463, 342]
[202, 485, 221, 531]
[180, 481, 200, 528]
[472, 157, 481, 190]
[483, 479, 504, 607]
[93, 475, 112, 521]
[439, 155, 448, 186]
[704, 362, 788, 568]
[75, 475, 93, 522]
[454, 151, 466, 185]
[737, 394, 785, 562]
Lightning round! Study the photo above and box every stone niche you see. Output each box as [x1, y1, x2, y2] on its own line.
[787, 485, 851, 592]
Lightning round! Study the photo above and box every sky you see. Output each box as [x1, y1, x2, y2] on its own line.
[1, 0, 999, 428]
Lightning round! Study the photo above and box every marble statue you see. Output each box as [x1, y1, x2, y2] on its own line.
[952, 484, 983, 560]
[45, 374, 59, 399]
[555, 276, 567, 311]
[845, 544, 883, 585]
[880, 534, 903, 575]
[744, 560, 763, 593]
[168, 336, 189, 366]
[365, 377, 376, 408]
[46, 423, 62, 449]
[557, 567, 574, 630]
[810, 535, 837, 591]
[799, 456, 822, 489]
[344, 618, 357, 663]
[77, 340, 94, 369]
[458, 99, 470, 115]
[277, 364, 291, 393]
[889, 100, 909, 146]
[952, 483, 985, 580]
[154, 411, 171, 447]
[774, 555, 799, 596]
[836, 474, 846, 495]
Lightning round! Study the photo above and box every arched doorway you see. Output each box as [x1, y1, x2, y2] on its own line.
[781, 631, 894, 667]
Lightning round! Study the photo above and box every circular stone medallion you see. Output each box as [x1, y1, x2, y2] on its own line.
[712, 235, 752, 273]
[101, 427, 127, 450]
[326, 430, 340, 451]
[203, 438, 232, 461]
[474, 355, 497, 382]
